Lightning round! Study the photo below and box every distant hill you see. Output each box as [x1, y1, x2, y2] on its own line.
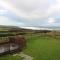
[0, 25, 20, 31]
[0, 25, 19, 28]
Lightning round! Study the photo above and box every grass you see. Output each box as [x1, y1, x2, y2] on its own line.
[0, 55, 22, 60]
[0, 34, 60, 60]
[23, 34, 60, 60]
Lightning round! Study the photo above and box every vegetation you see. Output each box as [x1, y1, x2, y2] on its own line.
[0, 25, 60, 60]
[0, 55, 22, 60]
[23, 34, 60, 60]
[0, 33, 60, 60]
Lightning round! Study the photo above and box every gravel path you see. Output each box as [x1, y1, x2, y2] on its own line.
[13, 52, 33, 60]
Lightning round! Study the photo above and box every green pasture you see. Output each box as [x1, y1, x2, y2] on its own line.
[23, 34, 60, 60]
[0, 34, 60, 60]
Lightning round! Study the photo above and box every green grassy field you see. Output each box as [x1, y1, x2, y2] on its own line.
[0, 34, 60, 60]
[0, 55, 22, 60]
[23, 34, 60, 60]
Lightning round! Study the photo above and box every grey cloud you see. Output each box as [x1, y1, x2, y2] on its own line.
[6, 0, 49, 18]
[15, 0, 48, 16]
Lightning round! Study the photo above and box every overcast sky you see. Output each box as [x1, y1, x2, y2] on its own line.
[0, 0, 60, 27]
